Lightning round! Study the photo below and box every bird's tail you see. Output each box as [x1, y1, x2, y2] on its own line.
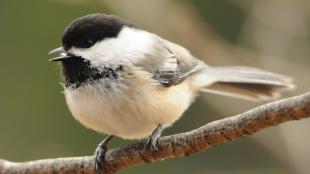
[198, 66, 295, 101]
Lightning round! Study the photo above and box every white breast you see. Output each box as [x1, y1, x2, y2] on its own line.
[64, 68, 195, 140]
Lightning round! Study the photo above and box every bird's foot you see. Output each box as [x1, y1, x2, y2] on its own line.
[145, 135, 159, 151]
[93, 135, 113, 174]
[144, 124, 163, 151]
[94, 145, 107, 173]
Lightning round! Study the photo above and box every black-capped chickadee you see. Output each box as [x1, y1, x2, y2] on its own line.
[49, 13, 294, 171]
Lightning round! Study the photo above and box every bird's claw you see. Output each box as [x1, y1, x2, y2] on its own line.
[145, 136, 159, 151]
[94, 145, 107, 173]
[93, 135, 113, 173]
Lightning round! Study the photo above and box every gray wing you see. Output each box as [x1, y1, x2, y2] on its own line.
[135, 44, 199, 87]
[152, 47, 199, 87]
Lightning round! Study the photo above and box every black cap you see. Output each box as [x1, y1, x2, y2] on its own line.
[62, 13, 136, 50]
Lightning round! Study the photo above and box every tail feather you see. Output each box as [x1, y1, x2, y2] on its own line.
[202, 66, 294, 101]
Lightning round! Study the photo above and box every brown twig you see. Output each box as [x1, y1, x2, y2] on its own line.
[1, 92, 310, 174]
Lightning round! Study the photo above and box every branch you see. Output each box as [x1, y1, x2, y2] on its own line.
[1, 92, 310, 174]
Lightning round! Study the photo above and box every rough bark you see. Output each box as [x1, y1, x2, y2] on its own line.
[1, 92, 310, 174]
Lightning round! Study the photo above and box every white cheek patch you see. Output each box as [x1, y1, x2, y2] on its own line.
[69, 27, 156, 65]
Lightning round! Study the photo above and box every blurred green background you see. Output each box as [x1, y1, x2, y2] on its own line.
[0, 0, 309, 174]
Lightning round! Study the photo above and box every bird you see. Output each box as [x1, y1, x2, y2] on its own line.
[49, 13, 294, 172]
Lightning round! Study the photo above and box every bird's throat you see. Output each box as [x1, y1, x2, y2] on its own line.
[60, 57, 123, 88]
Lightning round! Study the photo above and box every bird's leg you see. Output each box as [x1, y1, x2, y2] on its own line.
[145, 124, 163, 151]
[94, 135, 114, 173]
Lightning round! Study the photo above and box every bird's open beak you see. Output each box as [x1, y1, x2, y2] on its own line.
[48, 47, 72, 62]
[49, 47, 66, 55]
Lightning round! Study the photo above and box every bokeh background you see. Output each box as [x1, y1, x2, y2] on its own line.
[0, 0, 309, 173]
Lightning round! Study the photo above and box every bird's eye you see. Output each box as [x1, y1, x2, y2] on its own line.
[86, 40, 94, 47]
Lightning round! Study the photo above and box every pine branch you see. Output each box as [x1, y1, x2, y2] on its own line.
[1, 92, 310, 174]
